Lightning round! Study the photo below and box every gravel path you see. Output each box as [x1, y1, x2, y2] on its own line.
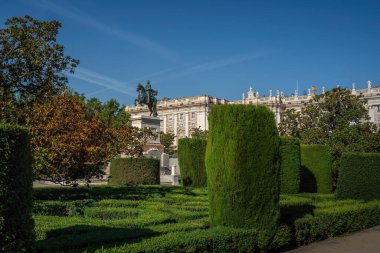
[285, 225, 380, 253]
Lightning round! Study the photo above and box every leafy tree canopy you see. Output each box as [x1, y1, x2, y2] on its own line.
[0, 16, 79, 123]
[160, 131, 176, 155]
[279, 87, 380, 183]
[190, 127, 208, 139]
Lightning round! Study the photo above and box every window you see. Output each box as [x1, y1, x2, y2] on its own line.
[377, 105, 380, 112]
[192, 112, 196, 118]
[180, 113, 183, 120]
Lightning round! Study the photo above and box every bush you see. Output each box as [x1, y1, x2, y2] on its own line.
[205, 105, 280, 233]
[295, 201, 380, 245]
[300, 144, 333, 193]
[0, 124, 34, 252]
[178, 138, 207, 187]
[336, 152, 380, 200]
[101, 226, 291, 253]
[280, 137, 301, 194]
[109, 158, 160, 185]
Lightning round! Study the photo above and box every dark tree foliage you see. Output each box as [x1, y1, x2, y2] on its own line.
[279, 137, 301, 194]
[0, 16, 79, 123]
[178, 138, 207, 187]
[0, 124, 34, 252]
[206, 105, 280, 235]
[336, 152, 380, 200]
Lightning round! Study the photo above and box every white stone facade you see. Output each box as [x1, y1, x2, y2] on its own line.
[125, 81, 380, 143]
[125, 95, 229, 144]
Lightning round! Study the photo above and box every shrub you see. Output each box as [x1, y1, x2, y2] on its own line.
[178, 138, 207, 187]
[279, 137, 301, 194]
[100, 226, 291, 253]
[300, 144, 333, 193]
[109, 158, 160, 185]
[0, 124, 34, 252]
[205, 105, 280, 233]
[336, 152, 380, 200]
[295, 201, 380, 245]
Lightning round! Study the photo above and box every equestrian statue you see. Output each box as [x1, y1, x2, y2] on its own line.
[134, 80, 158, 117]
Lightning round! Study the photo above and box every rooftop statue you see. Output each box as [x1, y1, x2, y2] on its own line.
[135, 80, 158, 117]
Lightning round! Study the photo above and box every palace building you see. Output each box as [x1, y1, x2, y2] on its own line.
[125, 81, 380, 144]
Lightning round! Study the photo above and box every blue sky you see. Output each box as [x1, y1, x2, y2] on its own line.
[2, 0, 380, 104]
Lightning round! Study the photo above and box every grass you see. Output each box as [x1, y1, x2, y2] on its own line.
[33, 185, 380, 252]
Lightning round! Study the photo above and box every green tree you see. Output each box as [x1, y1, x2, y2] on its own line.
[278, 109, 301, 138]
[90, 98, 130, 128]
[279, 87, 379, 184]
[160, 131, 176, 155]
[0, 16, 79, 123]
[25, 94, 110, 185]
[190, 127, 208, 139]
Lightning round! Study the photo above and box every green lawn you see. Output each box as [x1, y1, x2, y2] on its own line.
[33, 185, 380, 252]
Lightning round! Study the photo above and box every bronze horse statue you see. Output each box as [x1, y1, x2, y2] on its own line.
[134, 82, 158, 117]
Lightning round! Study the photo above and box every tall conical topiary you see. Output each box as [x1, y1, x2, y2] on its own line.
[206, 105, 280, 233]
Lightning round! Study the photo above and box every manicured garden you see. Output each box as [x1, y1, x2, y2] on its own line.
[33, 185, 380, 252]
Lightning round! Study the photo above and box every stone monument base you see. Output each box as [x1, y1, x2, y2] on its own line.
[130, 115, 164, 158]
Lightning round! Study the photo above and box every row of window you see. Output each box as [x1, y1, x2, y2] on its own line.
[167, 112, 197, 121]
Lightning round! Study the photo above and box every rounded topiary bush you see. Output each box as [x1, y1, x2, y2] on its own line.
[279, 137, 301, 194]
[178, 138, 207, 187]
[0, 124, 34, 252]
[336, 152, 380, 200]
[109, 158, 160, 185]
[300, 144, 333, 193]
[206, 105, 280, 233]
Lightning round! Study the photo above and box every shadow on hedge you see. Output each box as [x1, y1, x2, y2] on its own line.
[36, 225, 158, 252]
[33, 185, 178, 201]
[280, 204, 315, 227]
[299, 166, 317, 193]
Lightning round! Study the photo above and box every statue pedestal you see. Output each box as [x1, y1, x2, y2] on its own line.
[130, 115, 164, 157]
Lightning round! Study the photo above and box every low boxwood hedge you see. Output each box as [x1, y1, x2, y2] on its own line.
[295, 201, 380, 245]
[178, 138, 207, 187]
[336, 152, 380, 200]
[109, 158, 160, 185]
[0, 124, 34, 252]
[100, 225, 291, 253]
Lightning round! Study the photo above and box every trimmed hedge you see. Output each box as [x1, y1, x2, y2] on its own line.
[300, 145, 332, 193]
[0, 124, 34, 252]
[280, 137, 301, 194]
[99, 226, 291, 253]
[295, 201, 380, 245]
[336, 152, 380, 200]
[178, 138, 207, 187]
[206, 105, 280, 233]
[109, 158, 160, 185]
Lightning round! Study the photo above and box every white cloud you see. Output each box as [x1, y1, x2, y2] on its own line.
[37, 0, 181, 63]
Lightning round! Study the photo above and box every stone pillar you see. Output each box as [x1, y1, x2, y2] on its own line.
[185, 112, 189, 137]
[368, 80, 372, 93]
[198, 109, 207, 130]
[205, 108, 209, 130]
[174, 113, 178, 145]
[163, 114, 167, 133]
